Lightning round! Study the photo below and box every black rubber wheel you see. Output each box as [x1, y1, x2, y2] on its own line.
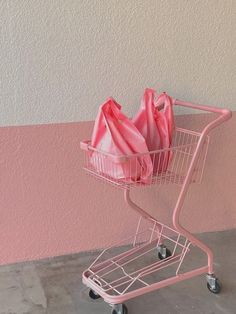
[112, 304, 128, 314]
[158, 247, 172, 260]
[207, 279, 221, 294]
[89, 289, 101, 300]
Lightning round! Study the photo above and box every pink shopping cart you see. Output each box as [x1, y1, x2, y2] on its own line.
[80, 99, 232, 314]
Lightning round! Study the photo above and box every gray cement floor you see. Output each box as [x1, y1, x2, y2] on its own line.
[0, 229, 236, 314]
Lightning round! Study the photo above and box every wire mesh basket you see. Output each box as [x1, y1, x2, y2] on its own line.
[81, 127, 209, 188]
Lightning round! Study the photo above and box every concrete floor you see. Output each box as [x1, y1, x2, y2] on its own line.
[0, 230, 236, 314]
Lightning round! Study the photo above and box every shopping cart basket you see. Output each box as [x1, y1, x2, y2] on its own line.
[80, 99, 232, 314]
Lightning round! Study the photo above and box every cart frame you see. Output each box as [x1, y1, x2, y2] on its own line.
[81, 99, 232, 312]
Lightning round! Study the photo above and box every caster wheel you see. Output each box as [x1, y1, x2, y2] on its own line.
[158, 246, 172, 260]
[112, 304, 128, 314]
[89, 289, 101, 300]
[207, 278, 221, 294]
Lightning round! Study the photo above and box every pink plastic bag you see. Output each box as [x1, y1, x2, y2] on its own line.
[90, 98, 153, 183]
[133, 89, 175, 174]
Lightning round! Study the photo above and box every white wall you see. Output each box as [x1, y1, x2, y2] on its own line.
[0, 0, 235, 126]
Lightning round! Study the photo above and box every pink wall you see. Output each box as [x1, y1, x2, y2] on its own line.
[0, 113, 235, 265]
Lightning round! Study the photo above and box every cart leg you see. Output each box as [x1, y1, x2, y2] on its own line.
[124, 189, 164, 244]
[111, 304, 128, 314]
[172, 218, 214, 274]
[173, 202, 215, 274]
[124, 189, 156, 220]
[124, 190, 172, 259]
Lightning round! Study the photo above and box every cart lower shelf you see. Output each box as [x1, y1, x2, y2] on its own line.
[82, 218, 209, 304]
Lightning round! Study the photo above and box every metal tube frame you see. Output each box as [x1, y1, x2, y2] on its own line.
[83, 100, 232, 305]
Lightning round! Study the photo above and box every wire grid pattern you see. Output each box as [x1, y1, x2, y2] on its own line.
[82, 128, 209, 189]
[85, 218, 191, 296]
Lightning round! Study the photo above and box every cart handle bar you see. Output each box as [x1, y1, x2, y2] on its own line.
[174, 99, 232, 131]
